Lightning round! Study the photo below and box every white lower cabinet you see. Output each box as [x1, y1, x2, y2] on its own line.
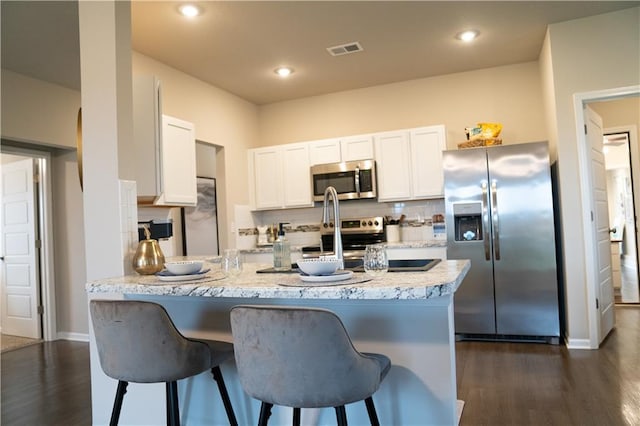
[249, 143, 313, 210]
[375, 125, 446, 202]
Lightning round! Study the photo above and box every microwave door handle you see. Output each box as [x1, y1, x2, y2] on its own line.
[355, 165, 361, 196]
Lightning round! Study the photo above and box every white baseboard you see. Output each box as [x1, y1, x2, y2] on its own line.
[56, 331, 89, 342]
[565, 337, 593, 349]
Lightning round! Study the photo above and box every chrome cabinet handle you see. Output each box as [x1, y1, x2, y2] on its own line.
[491, 180, 500, 261]
[482, 182, 490, 261]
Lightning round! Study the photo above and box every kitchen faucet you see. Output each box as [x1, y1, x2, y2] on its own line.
[322, 186, 343, 269]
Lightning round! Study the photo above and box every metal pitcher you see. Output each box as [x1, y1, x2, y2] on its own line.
[132, 225, 165, 275]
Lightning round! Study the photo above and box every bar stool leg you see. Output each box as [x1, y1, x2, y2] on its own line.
[211, 366, 238, 426]
[335, 406, 348, 426]
[166, 381, 180, 426]
[292, 407, 301, 426]
[364, 397, 380, 426]
[258, 402, 273, 426]
[110, 380, 128, 426]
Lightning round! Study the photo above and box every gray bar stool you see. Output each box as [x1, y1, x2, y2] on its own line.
[230, 305, 391, 426]
[90, 300, 238, 426]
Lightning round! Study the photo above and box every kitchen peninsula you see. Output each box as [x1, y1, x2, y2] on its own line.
[86, 260, 470, 425]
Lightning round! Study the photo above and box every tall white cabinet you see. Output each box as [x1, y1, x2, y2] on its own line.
[133, 75, 197, 206]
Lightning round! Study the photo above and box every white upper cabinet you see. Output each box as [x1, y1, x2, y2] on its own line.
[308, 135, 374, 166]
[375, 125, 446, 202]
[340, 135, 375, 162]
[374, 131, 413, 201]
[249, 143, 313, 210]
[133, 75, 197, 206]
[308, 138, 341, 166]
[410, 125, 446, 198]
[157, 115, 197, 206]
[251, 147, 283, 210]
[282, 143, 314, 207]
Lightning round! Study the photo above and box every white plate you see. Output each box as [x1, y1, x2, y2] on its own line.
[299, 270, 353, 283]
[156, 274, 208, 282]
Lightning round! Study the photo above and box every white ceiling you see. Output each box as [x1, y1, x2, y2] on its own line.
[2, 1, 638, 105]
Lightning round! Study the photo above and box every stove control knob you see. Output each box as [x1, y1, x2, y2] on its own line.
[323, 223, 329, 229]
[368, 220, 373, 226]
[362, 221, 367, 227]
[329, 222, 334, 228]
[374, 220, 379, 226]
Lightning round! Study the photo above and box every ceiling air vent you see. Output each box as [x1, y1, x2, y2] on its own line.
[327, 42, 364, 56]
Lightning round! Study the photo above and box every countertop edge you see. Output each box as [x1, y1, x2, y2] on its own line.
[86, 259, 470, 301]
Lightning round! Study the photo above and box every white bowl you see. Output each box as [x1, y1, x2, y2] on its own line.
[296, 257, 341, 276]
[164, 260, 204, 275]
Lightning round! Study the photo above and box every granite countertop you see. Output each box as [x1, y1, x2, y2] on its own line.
[86, 259, 470, 300]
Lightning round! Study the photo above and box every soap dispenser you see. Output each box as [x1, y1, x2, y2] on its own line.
[273, 222, 291, 271]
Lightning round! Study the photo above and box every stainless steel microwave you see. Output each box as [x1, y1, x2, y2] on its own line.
[310, 159, 377, 201]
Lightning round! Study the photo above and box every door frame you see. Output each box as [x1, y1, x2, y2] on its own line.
[605, 124, 640, 273]
[573, 85, 640, 349]
[1, 145, 57, 341]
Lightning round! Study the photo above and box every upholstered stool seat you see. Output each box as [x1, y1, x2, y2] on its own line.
[230, 305, 391, 426]
[90, 300, 238, 426]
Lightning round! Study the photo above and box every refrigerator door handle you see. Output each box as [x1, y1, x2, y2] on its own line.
[491, 180, 501, 260]
[482, 181, 491, 261]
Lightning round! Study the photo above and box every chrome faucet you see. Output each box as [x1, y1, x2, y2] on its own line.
[322, 186, 343, 269]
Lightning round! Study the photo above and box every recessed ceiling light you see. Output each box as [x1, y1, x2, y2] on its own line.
[179, 4, 201, 18]
[456, 30, 479, 42]
[274, 67, 294, 78]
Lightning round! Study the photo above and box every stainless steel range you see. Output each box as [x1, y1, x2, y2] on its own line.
[302, 216, 385, 261]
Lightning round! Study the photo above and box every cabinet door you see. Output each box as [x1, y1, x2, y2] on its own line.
[133, 75, 162, 201]
[374, 131, 412, 201]
[160, 115, 197, 205]
[308, 138, 341, 166]
[282, 143, 313, 208]
[341, 135, 374, 161]
[252, 147, 283, 209]
[410, 125, 446, 198]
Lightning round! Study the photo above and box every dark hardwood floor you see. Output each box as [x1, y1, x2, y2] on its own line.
[1, 340, 91, 426]
[2, 307, 639, 425]
[457, 305, 640, 425]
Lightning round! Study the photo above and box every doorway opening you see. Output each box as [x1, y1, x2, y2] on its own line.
[0, 145, 56, 341]
[574, 85, 640, 348]
[603, 130, 640, 303]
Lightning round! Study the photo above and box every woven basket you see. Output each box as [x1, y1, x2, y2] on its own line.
[458, 138, 503, 149]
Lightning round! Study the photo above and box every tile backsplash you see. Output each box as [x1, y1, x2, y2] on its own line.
[235, 198, 445, 248]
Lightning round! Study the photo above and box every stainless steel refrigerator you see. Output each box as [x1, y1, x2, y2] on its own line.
[444, 141, 560, 343]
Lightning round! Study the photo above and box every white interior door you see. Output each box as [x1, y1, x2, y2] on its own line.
[586, 106, 615, 343]
[1, 158, 41, 338]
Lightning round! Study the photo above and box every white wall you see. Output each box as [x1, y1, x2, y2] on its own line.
[544, 7, 640, 345]
[258, 61, 546, 149]
[1, 70, 80, 149]
[51, 150, 88, 335]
